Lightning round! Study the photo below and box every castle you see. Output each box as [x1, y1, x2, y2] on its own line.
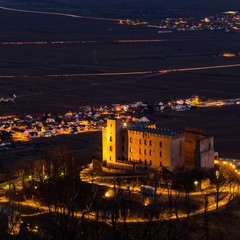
[102, 118, 215, 172]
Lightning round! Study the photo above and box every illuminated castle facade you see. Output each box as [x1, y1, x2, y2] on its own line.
[102, 118, 215, 172]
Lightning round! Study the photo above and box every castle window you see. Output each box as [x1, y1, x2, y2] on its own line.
[110, 156, 112, 161]
[129, 156, 132, 161]
[160, 141, 162, 147]
[110, 136, 112, 142]
[149, 150, 152, 156]
[130, 146, 133, 153]
[139, 139, 142, 144]
[149, 140, 152, 146]
[139, 148, 142, 154]
[144, 159, 147, 164]
[160, 151, 162, 157]
[110, 146, 112, 151]
[144, 149, 147, 155]
[144, 139, 147, 145]
[130, 137, 133, 143]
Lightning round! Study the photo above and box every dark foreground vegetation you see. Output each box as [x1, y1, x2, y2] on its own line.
[1, 146, 240, 240]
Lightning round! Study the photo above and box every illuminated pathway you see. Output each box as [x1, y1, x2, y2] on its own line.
[0, 188, 231, 223]
[0, 158, 237, 224]
[0, 63, 240, 79]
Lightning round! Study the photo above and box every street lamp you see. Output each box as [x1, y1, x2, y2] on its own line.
[194, 180, 199, 191]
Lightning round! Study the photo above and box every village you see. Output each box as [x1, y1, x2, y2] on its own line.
[0, 95, 238, 147]
[148, 11, 240, 33]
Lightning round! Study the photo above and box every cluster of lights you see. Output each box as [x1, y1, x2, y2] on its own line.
[214, 159, 240, 175]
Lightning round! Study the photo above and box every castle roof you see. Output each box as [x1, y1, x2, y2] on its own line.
[129, 125, 182, 137]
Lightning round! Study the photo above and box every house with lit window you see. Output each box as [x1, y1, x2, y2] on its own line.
[102, 118, 215, 172]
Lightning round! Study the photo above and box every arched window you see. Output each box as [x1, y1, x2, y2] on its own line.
[130, 137, 133, 143]
[149, 150, 152, 155]
[110, 146, 112, 151]
[130, 146, 132, 153]
[110, 136, 112, 142]
[160, 151, 162, 157]
[139, 139, 142, 144]
[144, 149, 147, 155]
[139, 148, 142, 154]
[144, 139, 147, 145]
[149, 140, 152, 146]
[160, 141, 162, 147]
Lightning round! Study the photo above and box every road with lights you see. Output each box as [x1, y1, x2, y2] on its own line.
[0, 6, 121, 22]
[0, 63, 240, 79]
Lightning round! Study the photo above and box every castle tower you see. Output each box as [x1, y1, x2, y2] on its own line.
[102, 118, 123, 165]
